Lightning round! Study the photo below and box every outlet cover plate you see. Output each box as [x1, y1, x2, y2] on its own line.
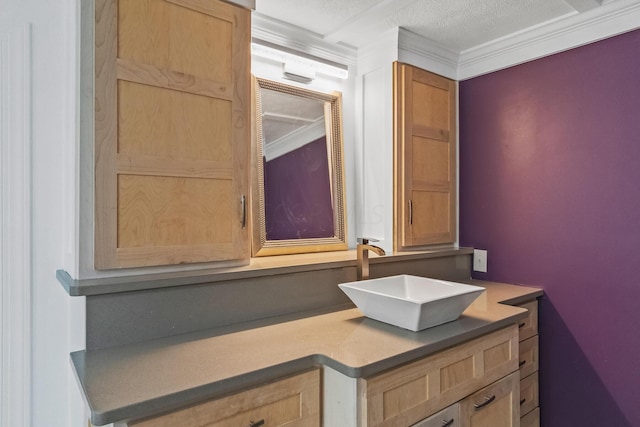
[473, 249, 487, 273]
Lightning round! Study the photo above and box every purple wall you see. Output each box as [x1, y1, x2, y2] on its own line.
[459, 30, 640, 426]
[264, 137, 334, 240]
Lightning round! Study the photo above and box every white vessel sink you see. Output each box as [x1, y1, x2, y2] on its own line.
[338, 275, 485, 331]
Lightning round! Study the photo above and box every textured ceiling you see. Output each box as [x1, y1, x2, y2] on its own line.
[255, 0, 608, 51]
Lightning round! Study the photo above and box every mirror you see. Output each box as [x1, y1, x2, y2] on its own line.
[252, 77, 347, 256]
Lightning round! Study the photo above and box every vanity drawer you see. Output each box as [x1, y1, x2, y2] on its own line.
[520, 406, 540, 427]
[519, 372, 539, 417]
[517, 300, 538, 341]
[518, 335, 539, 378]
[458, 371, 519, 427]
[361, 325, 519, 426]
[411, 403, 459, 427]
[127, 369, 320, 427]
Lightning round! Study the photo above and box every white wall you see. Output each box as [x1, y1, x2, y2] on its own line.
[0, 0, 87, 426]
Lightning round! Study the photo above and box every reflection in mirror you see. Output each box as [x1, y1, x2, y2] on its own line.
[252, 78, 347, 256]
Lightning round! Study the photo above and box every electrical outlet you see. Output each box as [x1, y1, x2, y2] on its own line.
[473, 249, 487, 273]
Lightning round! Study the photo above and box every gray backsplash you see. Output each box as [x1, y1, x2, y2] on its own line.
[79, 251, 472, 349]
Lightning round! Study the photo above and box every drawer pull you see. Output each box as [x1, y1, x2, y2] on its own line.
[409, 200, 413, 225]
[520, 398, 527, 405]
[240, 195, 247, 228]
[519, 360, 526, 367]
[442, 419, 455, 427]
[519, 322, 526, 328]
[474, 395, 496, 410]
[249, 420, 265, 427]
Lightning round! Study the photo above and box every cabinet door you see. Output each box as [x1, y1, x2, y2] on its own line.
[393, 62, 456, 250]
[517, 300, 538, 341]
[411, 403, 459, 427]
[362, 326, 518, 426]
[520, 407, 540, 427]
[94, 0, 250, 269]
[128, 370, 320, 427]
[459, 372, 519, 427]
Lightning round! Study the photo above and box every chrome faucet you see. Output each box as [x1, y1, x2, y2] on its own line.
[357, 238, 386, 281]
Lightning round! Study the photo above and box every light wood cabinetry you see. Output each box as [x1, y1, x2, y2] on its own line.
[358, 325, 518, 426]
[126, 369, 320, 427]
[393, 62, 456, 251]
[518, 300, 540, 426]
[411, 403, 459, 427]
[520, 407, 540, 427]
[94, 0, 251, 269]
[519, 372, 539, 416]
[459, 371, 519, 427]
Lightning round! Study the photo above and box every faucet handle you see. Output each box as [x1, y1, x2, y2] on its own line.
[357, 237, 380, 245]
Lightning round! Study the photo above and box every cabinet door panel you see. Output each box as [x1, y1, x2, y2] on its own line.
[118, 0, 233, 83]
[411, 403, 460, 427]
[519, 372, 539, 417]
[517, 300, 538, 341]
[95, 0, 250, 268]
[520, 407, 540, 427]
[459, 371, 519, 427]
[394, 62, 456, 250]
[518, 335, 539, 378]
[128, 370, 320, 427]
[362, 326, 518, 426]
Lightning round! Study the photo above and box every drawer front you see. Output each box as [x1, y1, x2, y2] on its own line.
[363, 325, 519, 426]
[519, 372, 539, 417]
[128, 369, 320, 427]
[411, 403, 459, 427]
[517, 300, 538, 341]
[520, 406, 540, 427]
[519, 335, 539, 378]
[459, 371, 520, 427]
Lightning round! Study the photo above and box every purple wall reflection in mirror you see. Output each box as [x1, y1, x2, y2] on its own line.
[264, 136, 334, 240]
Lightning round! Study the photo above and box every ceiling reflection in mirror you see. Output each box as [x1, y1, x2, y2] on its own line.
[252, 78, 347, 256]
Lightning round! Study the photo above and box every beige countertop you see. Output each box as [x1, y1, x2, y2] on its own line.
[72, 280, 542, 425]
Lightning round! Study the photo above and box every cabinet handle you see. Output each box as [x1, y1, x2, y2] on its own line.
[240, 195, 247, 228]
[520, 398, 527, 405]
[519, 322, 526, 328]
[519, 360, 526, 367]
[473, 395, 496, 410]
[442, 418, 455, 427]
[249, 420, 265, 427]
[409, 200, 413, 225]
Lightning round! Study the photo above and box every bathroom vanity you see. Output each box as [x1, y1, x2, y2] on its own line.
[68, 267, 541, 427]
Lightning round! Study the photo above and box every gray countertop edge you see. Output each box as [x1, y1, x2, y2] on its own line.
[315, 312, 526, 378]
[76, 354, 318, 426]
[57, 247, 474, 296]
[79, 314, 526, 426]
[76, 303, 533, 425]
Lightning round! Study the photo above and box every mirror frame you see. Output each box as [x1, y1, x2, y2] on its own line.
[252, 77, 348, 256]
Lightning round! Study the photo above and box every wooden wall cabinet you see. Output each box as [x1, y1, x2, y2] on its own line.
[393, 62, 456, 251]
[94, 0, 251, 269]
[124, 369, 320, 427]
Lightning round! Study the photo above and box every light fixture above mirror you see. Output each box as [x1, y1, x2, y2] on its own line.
[251, 38, 349, 82]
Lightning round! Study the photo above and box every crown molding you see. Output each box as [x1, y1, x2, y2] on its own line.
[252, 13, 357, 68]
[253, 0, 640, 81]
[356, 28, 399, 76]
[397, 28, 459, 80]
[457, 0, 640, 79]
